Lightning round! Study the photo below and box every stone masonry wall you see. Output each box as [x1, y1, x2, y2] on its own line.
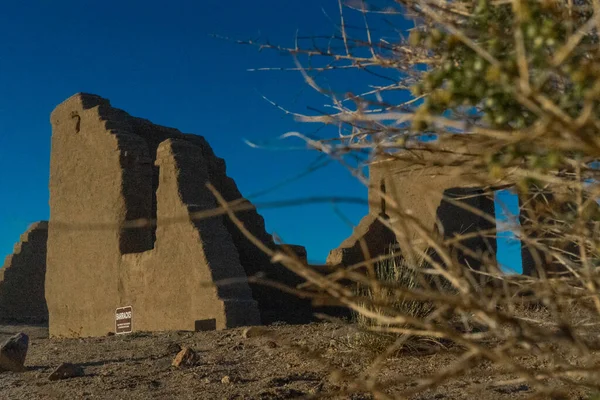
[0, 221, 48, 323]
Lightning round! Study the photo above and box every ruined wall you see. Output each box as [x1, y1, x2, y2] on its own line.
[326, 214, 398, 267]
[327, 140, 499, 272]
[0, 222, 48, 323]
[47, 93, 310, 338]
[328, 140, 594, 277]
[181, 135, 313, 324]
[119, 139, 260, 332]
[518, 186, 597, 277]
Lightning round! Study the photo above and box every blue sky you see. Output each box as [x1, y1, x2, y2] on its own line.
[495, 190, 522, 273]
[0, 0, 521, 271]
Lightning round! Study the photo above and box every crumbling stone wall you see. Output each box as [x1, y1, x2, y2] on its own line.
[327, 141, 499, 273]
[326, 214, 398, 268]
[328, 140, 591, 278]
[46, 93, 311, 338]
[0, 222, 48, 323]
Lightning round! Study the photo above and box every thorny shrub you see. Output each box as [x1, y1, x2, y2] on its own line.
[227, 0, 600, 398]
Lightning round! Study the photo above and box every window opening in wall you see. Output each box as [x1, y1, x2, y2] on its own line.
[380, 180, 386, 215]
[494, 189, 523, 274]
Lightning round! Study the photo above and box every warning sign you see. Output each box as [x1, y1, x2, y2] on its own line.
[115, 306, 133, 334]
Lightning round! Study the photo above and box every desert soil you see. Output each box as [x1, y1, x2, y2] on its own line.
[0, 321, 595, 400]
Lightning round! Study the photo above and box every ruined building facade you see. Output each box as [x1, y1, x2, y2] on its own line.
[0, 222, 48, 323]
[0, 94, 573, 334]
[327, 139, 592, 278]
[328, 141, 499, 273]
[46, 93, 311, 338]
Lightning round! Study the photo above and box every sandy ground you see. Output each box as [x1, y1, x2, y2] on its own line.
[0, 321, 596, 400]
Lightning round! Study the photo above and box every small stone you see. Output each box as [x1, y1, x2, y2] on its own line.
[48, 363, 84, 381]
[242, 326, 267, 339]
[221, 375, 231, 384]
[0, 333, 29, 372]
[172, 347, 197, 367]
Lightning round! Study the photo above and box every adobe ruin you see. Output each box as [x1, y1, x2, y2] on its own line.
[0, 221, 48, 323]
[327, 139, 599, 278]
[46, 93, 312, 338]
[327, 140, 502, 274]
[0, 95, 577, 335]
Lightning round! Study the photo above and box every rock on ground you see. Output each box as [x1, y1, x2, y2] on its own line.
[171, 347, 197, 368]
[0, 332, 28, 372]
[48, 363, 84, 381]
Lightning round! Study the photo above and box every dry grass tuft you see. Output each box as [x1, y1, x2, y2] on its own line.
[350, 244, 453, 354]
